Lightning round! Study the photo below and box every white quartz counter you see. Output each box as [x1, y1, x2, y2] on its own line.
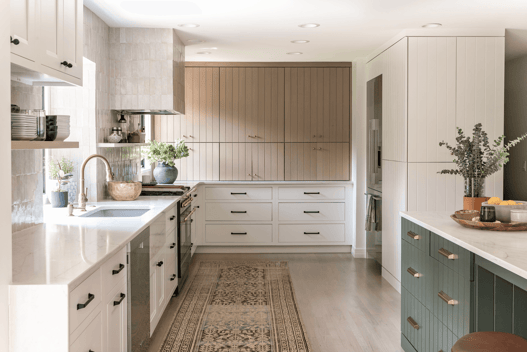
[11, 196, 181, 289]
[401, 211, 527, 280]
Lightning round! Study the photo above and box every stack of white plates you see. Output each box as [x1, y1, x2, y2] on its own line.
[48, 115, 71, 141]
[12, 113, 37, 141]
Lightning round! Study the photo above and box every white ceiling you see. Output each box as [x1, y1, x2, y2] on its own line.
[84, 0, 527, 62]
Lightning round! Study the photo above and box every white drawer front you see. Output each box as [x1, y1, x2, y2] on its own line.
[279, 187, 345, 200]
[101, 247, 127, 298]
[205, 224, 273, 243]
[206, 187, 272, 200]
[206, 203, 272, 221]
[165, 205, 178, 232]
[150, 215, 167, 260]
[278, 203, 345, 221]
[70, 269, 102, 333]
[279, 224, 345, 243]
[70, 312, 102, 352]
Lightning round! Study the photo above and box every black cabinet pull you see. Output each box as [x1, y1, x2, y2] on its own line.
[304, 232, 320, 235]
[231, 211, 247, 213]
[170, 274, 176, 281]
[231, 232, 247, 235]
[10, 36, 19, 45]
[304, 211, 320, 213]
[112, 263, 125, 275]
[170, 243, 176, 249]
[304, 192, 320, 195]
[231, 192, 247, 195]
[113, 293, 126, 306]
[157, 261, 164, 267]
[170, 215, 176, 221]
[77, 293, 95, 310]
[60, 61, 73, 68]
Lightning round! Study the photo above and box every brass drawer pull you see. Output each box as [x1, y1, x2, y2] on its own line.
[438, 291, 459, 305]
[407, 317, 419, 330]
[407, 267, 423, 278]
[407, 231, 421, 240]
[438, 248, 458, 260]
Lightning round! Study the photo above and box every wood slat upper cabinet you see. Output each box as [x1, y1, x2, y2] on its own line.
[220, 143, 284, 181]
[285, 143, 350, 181]
[285, 68, 350, 143]
[173, 143, 220, 181]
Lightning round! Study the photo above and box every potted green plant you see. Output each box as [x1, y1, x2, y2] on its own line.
[143, 140, 189, 184]
[48, 157, 74, 208]
[438, 123, 527, 210]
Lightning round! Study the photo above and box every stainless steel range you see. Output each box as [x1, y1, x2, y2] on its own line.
[177, 188, 196, 294]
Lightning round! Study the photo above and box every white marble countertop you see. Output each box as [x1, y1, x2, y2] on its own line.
[11, 196, 181, 289]
[401, 211, 527, 280]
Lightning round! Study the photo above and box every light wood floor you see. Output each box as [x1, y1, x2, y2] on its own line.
[148, 253, 403, 352]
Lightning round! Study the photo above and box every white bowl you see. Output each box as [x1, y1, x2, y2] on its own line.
[482, 200, 527, 223]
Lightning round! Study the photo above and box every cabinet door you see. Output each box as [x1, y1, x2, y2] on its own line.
[285, 143, 349, 181]
[39, 0, 63, 71]
[220, 143, 284, 181]
[104, 280, 127, 352]
[175, 143, 220, 181]
[10, 0, 38, 61]
[61, 0, 82, 79]
[150, 253, 166, 335]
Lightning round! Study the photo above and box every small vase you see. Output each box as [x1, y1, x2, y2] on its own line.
[463, 177, 489, 211]
[153, 162, 178, 184]
[50, 191, 69, 208]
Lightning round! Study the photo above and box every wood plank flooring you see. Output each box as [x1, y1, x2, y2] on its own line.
[148, 253, 403, 352]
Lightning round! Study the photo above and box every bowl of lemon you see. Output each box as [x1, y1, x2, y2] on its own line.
[482, 197, 527, 222]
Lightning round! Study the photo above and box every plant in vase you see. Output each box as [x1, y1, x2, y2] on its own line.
[48, 157, 74, 208]
[438, 123, 527, 210]
[143, 140, 189, 184]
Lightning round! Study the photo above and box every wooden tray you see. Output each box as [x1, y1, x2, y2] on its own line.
[451, 214, 527, 231]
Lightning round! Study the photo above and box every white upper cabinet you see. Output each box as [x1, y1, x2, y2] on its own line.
[10, 0, 38, 62]
[11, 0, 83, 86]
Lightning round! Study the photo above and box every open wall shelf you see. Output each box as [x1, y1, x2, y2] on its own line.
[11, 141, 79, 150]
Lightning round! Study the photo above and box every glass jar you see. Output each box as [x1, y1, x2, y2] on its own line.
[464, 177, 485, 197]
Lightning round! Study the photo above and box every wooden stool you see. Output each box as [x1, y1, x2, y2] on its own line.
[452, 332, 527, 352]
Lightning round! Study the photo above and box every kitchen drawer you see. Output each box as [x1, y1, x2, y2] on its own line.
[70, 312, 102, 352]
[402, 240, 433, 310]
[165, 205, 178, 233]
[430, 315, 459, 352]
[278, 187, 345, 200]
[206, 203, 272, 221]
[205, 224, 272, 243]
[278, 224, 345, 243]
[69, 269, 102, 333]
[431, 259, 471, 338]
[150, 215, 167, 259]
[101, 247, 127, 298]
[278, 202, 345, 221]
[401, 288, 430, 352]
[401, 217, 429, 253]
[165, 255, 178, 299]
[430, 232, 471, 278]
[164, 232, 177, 266]
[206, 187, 272, 200]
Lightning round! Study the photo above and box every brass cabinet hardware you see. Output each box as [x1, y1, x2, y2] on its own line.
[407, 317, 419, 330]
[438, 291, 459, 305]
[407, 231, 421, 240]
[438, 248, 458, 260]
[407, 267, 423, 278]
[184, 207, 197, 222]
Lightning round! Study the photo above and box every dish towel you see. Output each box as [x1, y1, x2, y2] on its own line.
[365, 195, 382, 231]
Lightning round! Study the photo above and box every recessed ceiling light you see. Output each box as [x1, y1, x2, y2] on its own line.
[287, 52, 303, 55]
[187, 39, 205, 44]
[178, 23, 200, 28]
[422, 23, 442, 28]
[197, 51, 211, 55]
[291, 40, 310, 44]
[298, 23, 320, 28]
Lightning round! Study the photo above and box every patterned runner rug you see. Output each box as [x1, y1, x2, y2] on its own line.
[159, 261, 312, 352]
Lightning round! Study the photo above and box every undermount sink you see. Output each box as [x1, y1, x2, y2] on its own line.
[79, 207, 152, 218]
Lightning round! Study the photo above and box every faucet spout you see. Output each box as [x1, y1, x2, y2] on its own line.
[78, 154, 114, 211]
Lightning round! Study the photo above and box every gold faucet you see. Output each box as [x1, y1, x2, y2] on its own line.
[78, 154, 114, 211]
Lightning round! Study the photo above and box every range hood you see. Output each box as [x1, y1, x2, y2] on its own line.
[109, 27, 185, 115]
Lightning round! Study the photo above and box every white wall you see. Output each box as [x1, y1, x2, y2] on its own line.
[1, 0, 12, 349]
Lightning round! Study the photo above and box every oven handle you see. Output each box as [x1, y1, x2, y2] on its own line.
[182, 197, 193, 208]
[182, 207, 197, 222]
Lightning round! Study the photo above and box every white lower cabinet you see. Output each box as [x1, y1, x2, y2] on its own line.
[278, 202, 345, 221]
[205, 224, 273, 244]
[150, 250, 166, 335]
[103, 278, 127, 352]
[278, 224, 345, 243]
[70, 312, 103, 352]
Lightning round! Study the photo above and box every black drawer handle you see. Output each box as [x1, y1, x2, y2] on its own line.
[170, 274, 176, 281]
[304, 211, 320, 214]
[157, 261, 164, 267]
[170, 243, 176, 249]
[113, 293, 126, 306]
[438, 248, 458, 260]
[231, 192, 247, 195]
[304, 192, 320, 195]
[112, 263, 125, 275]
[60, 61, 73, 68]
[170, 215, 176, 221]
[77, 293, 95, 310]
[231, 232, 247, 235]
[231, 211, 247, 213]
[10, 36, 20, 45]
[304, 232, 320, 235]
